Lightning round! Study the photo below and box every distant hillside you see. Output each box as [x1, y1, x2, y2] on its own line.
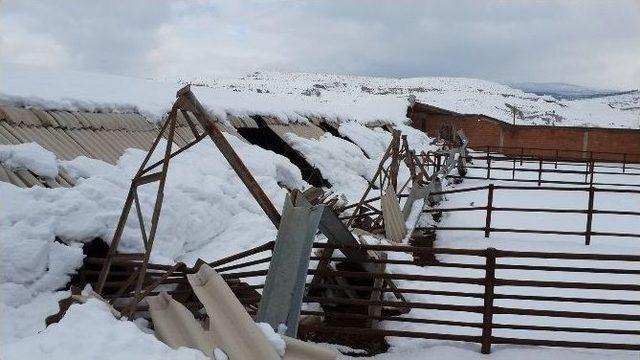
[1, 63, 639, 128]
[509, 82, 637, 100]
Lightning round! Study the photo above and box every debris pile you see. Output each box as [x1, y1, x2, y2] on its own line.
[50, 86, 469, 357]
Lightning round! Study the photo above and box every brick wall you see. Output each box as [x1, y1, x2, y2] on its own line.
[409, 103, 640, 163]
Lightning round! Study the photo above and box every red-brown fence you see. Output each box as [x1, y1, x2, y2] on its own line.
[471, 145, 640, 169]
[210, 242, 640, 354]
[421, 151, 640, 188]
[419, 184, 640, 245]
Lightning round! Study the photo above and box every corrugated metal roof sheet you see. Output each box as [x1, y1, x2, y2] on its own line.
[14, 169, 45, 187]
[381, 186, 407, 243]
[265, 119, 325, 141]
[0, 165, 27, 187]
[0, 106, 41, 126]
[228, 115, 258, 128]
[0, 122, 22, 144]
[32, 109, 60, 127]
[0, 105, 336, 188]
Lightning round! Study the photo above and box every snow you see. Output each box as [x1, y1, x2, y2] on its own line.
[1, 133, 305, 346]
[2, 299, 207, 360]
[0, 142, 59, 178]
[369, 158, 640, 358]
[338, 122, 392, 158]
[2, 62, 638, 128]
[212, 348, 228, 360]
[363, 342, 637, 360]
[256, 322, 287, 356]
[285, 132, 377, 202]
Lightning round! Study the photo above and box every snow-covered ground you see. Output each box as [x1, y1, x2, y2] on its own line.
[377, 158, 640, 359]
[1, 62, 638, 128]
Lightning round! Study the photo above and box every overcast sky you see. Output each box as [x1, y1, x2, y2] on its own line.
[2, 0, 639, 89]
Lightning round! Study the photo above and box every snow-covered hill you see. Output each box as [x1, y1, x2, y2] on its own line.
[508, 82, 636, 100]
[1, 63, 639, 128]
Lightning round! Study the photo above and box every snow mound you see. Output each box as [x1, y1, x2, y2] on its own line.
[0, 143, 59, 178]
[286, 132, 376, 202]
[0, 132, 305, 345]
[2, 299, 207, 360]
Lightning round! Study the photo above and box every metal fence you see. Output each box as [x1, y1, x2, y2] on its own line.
[419, 184, 640, 245]
[470, 145, 640, 169]
[210, 242, 640, 354]
[421, 151, 640, 188]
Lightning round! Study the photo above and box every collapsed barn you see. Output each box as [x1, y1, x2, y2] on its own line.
[2, 86, 640, 358]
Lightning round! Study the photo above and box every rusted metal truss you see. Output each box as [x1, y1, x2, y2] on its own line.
[95, 85, 282, 317]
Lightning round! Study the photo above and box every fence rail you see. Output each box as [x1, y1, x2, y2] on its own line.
[420, 151, 640, 188]
[469, 145, 640, 167]
[419, 184, 640, 245]
[211, 242, 640, 354]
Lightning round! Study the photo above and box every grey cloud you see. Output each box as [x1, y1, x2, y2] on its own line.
[2, 0, 639, 89]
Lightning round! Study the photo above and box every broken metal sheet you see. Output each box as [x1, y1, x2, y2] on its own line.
[0, 165, 11, 183]
[31, 109, 61, 127]
[147, 290, 336, 359]
[0, 106, 41, 126]
[47, 128, 93, 159]
[174, 126, 195, 143]
[80, 112, 105, 129]
[427, 177, 444, 205]
[228, 115, 259, 129]
[65, 129, 116, 163]
[70, 112, 93, 128]
[266, 120, 326, 141]
[0, 165, 27, 187]
[19, 126, 76, 160]
[187, 264, 282, 360]
[49, 111, 83, 129]
[401, 182, 428, 221]
[381, 186, 407, 243]
[13, 169, 45, 188]
[282, 336, 336, 360]
[147, 292, 215, 356]
[76, 129, 121, 162]
[257, 190, 325, 337]
[119, 113, 155, 132]
[95, 112, 121, 130]
[0, 123, 21, 145]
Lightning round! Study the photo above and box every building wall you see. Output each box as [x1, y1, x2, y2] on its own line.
[410, 106, 640, 163]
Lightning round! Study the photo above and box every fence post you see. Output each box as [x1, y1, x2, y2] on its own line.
[520, 147, 524, 165]
[622, 153, 627, 174]
[585, 186, 595, 246]
[511, 158, 515, 180]
[484, 184, 494, 238]
[589, 161, 595, 186]
[555, 149, 559, 169]
[481, 247, 497, 354]
[537, 159, 543, 186]
[584, 161, 589, 184]
[486, 156, 492, 179]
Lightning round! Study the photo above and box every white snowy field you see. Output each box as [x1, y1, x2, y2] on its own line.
[1, 62, 639, 128]
[374, 158, 640, 359]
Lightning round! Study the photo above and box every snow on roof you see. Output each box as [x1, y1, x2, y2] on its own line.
[2, 62, 638, 128]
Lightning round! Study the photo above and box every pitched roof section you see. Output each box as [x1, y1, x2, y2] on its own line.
[0, 105, 356, 188]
